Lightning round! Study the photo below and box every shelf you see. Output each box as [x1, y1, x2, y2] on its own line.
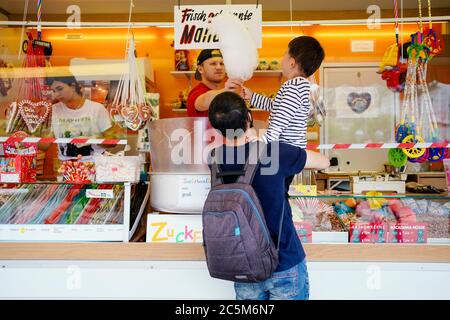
[253, 70, 283, 77]
[170, 70, 195, 77]
[170, 69, 283, 91]
[170, 70, 282, 78]
[0, 242, 449, 262]
[170, 108, 268, 113]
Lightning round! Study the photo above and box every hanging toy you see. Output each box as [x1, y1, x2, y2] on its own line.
[401, 134, 426, 159]
[407, 147, 429, 163]
[415, 62, 446, 162]
[388, 148, 408, 168]
[421, 0, 444, 60]
[379, 0, 400, 72]
[379, 0, 408, 92]
[390, 20, 428, 164]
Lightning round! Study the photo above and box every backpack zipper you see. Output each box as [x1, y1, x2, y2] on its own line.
[210, 189, 271, 246]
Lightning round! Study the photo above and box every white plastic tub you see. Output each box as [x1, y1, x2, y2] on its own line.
[150, 172, 210, 214]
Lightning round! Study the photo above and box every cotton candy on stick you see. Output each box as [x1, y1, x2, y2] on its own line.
[209, 13, 258, 81]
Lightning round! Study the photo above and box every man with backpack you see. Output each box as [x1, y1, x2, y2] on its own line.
[203, 91, 330, 300]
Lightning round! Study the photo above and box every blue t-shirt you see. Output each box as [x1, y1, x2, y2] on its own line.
[217, 142, 307, 272]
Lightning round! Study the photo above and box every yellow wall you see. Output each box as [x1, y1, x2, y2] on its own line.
[1, 22, 447, 121]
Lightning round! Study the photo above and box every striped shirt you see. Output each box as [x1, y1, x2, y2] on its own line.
[250, 76, 311, 148]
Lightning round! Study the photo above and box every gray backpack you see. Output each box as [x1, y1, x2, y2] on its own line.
[202, 143, 281, 283]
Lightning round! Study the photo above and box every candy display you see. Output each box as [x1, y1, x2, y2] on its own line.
[0, 184, 124, 225]
[58, 155, 95, 183]
[0, 131, 37, 183]
[291, 198, 335, 231]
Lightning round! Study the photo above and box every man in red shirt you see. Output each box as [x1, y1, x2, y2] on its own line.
[187, 49, 241, 117]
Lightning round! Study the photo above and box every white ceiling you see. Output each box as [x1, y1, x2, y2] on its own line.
[1, 0, 449, 15]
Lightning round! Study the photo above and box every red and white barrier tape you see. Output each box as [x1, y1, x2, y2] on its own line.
[0, 137, 128, 145]
[306, 142, 450, 150]
[0, 137, 448, 149]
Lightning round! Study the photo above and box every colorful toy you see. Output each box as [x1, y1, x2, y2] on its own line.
[388, 148, 408, 168]
[421, 0, 444, 60]
[379, 0, 408, 92]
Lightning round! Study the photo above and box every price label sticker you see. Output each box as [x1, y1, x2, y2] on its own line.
[86, 189, 114, 199]
[0, 173, 20, 183]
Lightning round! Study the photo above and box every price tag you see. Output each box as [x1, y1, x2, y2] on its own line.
[293, 221, 312, 243]
[178, 176, 211, 208]
[387, 223, 427, 243]
[86, 189, 114, 199]
[0, 173, 20, 183]
[349, 222, 388, 243]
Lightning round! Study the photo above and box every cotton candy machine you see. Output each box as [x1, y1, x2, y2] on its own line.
[149, 117, 213, 213]
[149, 116, 264, 213]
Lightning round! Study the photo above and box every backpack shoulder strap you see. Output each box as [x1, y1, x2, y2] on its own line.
[211, 147, 223, 187]
[237, 142, 266, 185]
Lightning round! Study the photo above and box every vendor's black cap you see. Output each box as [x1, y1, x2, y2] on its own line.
[194, 49, 223, 81]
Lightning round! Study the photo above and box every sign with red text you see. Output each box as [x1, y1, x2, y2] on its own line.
[294, 221, 312, 243]
[174, 5, 262, 49]
[387, 223, 427, 243]
[146, 214, 203, 243]
[349, 222, 388, 243]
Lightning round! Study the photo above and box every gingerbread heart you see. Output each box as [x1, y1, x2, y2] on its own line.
[108, 103, 122, 122]
[125, 118, 143, 131]
[18, 99, 51, 133]
[138, 103, 152, 121]
[347, 92, 371, 114]
[120, 104, 139, 122]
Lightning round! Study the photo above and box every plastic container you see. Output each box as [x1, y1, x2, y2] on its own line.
[149, 117, 265, 213]
[150, 172, 211, 213]
[95, 155, 141, 183]
[149, 117, 211, 213]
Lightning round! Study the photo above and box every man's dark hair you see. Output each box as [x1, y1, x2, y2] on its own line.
[288, 36, 325, 77]
[45, 74, 82, 94]
[209, 91, 249, 138]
